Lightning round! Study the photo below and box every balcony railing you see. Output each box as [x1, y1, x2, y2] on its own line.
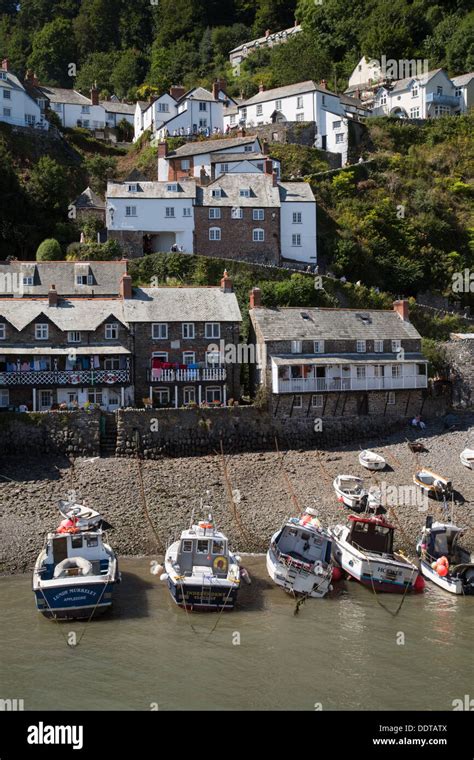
[426, 93, 459, 107]
[149, 368, 227, 382]
[275, 376, 428, 393]
[0, 369, 131, 386]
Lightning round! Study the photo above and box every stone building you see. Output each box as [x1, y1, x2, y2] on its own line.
[249, 291, 429, 419]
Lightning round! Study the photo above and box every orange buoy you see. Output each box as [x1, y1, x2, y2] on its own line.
[437, 564, 449, 577]
[332, 567, 343, 582]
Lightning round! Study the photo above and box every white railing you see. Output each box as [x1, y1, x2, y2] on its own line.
[150, 368, 227, 382]
[0, 369, 131, 386]
[276, 375, 428, 393]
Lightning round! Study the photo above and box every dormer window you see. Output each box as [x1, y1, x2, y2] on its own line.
[211, 188, 222, 198]
[0, 72, 6, 80]
[128, 183, 138, 192]
[412, 85, 418, 97]
[239, 188, 250, 197]
[167, 183, 178, 192]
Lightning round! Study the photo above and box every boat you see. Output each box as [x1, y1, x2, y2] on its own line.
[266, 508, 333, 598]
[460, 449, 474, 469]
[33, 499, 120, 619]
[359, 450, 386, 471]
[413, 469, 452, 498]
[329, 514, 424, 594]
[416, 515, 474, 595]
[163, 510, 242, 611]
[333, 475, 367, 510]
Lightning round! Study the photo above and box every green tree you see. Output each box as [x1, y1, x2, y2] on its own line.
[36, 238, 63, 260]
[446, 11, 474, 73]
[73, 0, 120, 59]
[28, 156, 70, 213]
[253, 0, 297, 35]
[75, 51, 118, 95]
[27, 18, 77, 86]
[110, 49, 147, 99]
[84, 155, 117, 194]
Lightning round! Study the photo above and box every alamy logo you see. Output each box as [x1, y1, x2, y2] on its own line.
[27, 722, 84, 750]
[0, 698, 24, 711]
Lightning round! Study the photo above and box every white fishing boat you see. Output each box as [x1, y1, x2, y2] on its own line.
[33, 499, 120, 619]
[164, 509, 243, 611]
[413, 469, 452, 497]
[416, 516, 474, 595]
[460, 449, 474, 469]
[333, 474, 367, 510]
[266, 508, 333, 598]
[329, 514, 424, 594]
[359, 450, 386, 471]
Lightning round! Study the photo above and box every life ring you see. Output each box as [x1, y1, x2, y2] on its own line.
[213, 556, 228, 572]
[69, 374, 81, 385]
[105, 373, 118, 384]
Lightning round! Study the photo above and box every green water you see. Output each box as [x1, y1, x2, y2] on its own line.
[0, 557, 472, 711]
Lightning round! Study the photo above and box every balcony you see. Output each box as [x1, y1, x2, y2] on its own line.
[0, 369, 131, 387]
[149, 368, 227, 383]
[275, 376, 428, 394]
[426, 93, 459, 107]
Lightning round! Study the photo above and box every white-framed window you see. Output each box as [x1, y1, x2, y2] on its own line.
[275, 99, 282, 111]
[81, 105, 90, 114]
[2, 89, 10, 99]
[206, 386, 222, 404]
[0, 72, 6, 80]
[157, 102, 169, 113]
[22, 276, 34, 286]
[154, 388, 170, 406]
[314, 340, 324, 353]
[293, 395, 302, 408]
[199, 118, 207, 128]
[183, 351, 195, 365]
[104, 358, 120, 371]
[412, 85, 418, 98]
[180, 159, 190, 170]
[0, 323, 5, 340]
[220, 163, 229, 173]
[231, 207, 243, 219]
[105, 323, 119, 340]
[165, 207, 175, 217]
[244, 145, 252, 152]
[167, 183, 178, 192]
[199, 102, 207, 111]
[391, 365, 402, 378]
[391, 340, 401, 352]
[205, 323, 220, 339]
[183, 387, 196, 405]
[380, 92, 387, 105]
[68, 331, 81, 343]
[239, 188, 250, 197]
[125, 206, 137, 217]
[182, 323, 195, 339]
[230, 115, 236, 125]
[39, 390, 53, 410]
[356, 340, 366, 353]
[3, 107, 11, 117]
[292, 212, 302, 224]
[292, 234, 302, 246]
[256, 104, 263, 116]
[374, 339, 384, 353]
[455, 87, 462, 98]
[253, 228, 265, 242]
[211, 189, 222, 198]
[297, 96, 304, 109]
[152, 323, 168, 340]
[183, 207, 192, 217]
[410, 107, 420, 118]
[76, 274, 93, 285]
[35, 323, 48, 340]
[291, 340, 302, 354]
[311, 394, 323, 408]
[356, 366, 366, 379]
[253, 209, 264, 221]
[209, 207, 221, 219]
[333, 120, 342, 129]
[335, 133, 344, 143]
[387, 391, 396, 405]
[0, 389, 10, 407]
[128, 183, 138, 192]
[209, 227, 221, 241]
[152, 351, 168, 362]
[206, 350, 221, 366]
[374, 365, 384, 378]
[296, 113, 305, 122]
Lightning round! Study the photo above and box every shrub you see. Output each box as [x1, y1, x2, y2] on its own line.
[36, 238, 63, 261]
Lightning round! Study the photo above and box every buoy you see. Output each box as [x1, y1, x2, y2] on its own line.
[438, 555, 449, 566]
[437, 564, 449, 577]
[431, 561, 438, 570]
[413, 574, 425, 592]
[332, 567, 343, 582]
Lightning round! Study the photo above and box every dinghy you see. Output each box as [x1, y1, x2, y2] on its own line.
[359, 450, 386, 471]
[460, 449, 474, 469]
[333, 475, 367, 510]
[416, 515, 474, 594]
[33, 498, 120, 620]
[266, 508, 333, 598]
[329, 515, 424, 594]
[413, 469, 452, 498]
[164, 507, 242, 611]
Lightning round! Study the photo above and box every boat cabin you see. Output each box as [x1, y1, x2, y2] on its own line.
[276, 521, 332, 567]
[176, 525, 230, 578]
[39, 530, 111, 580]
[423, 522, 464, 561]
[347, 516, 394, 555]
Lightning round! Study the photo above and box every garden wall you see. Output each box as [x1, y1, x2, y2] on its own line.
[0, 410, 101, 457]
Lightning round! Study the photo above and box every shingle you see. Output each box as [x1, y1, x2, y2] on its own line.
[451, 73, 474, 87]
[73, 187, 105, 210]
[0, 299, 126, 332]
[241, 80, 337, 107]
[101, 100, 136, 114]
[0, 261, 127, 298]
[200, 173, 280, 207]
[107, 180, 198, 199]
[278, 182, 315, 202]
[170, 136, 258, 158]
[38, 86, 91, 105]
[123, 288, 242, 323]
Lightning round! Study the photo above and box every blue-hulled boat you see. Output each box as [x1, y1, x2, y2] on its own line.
[33, 499, 120, 620]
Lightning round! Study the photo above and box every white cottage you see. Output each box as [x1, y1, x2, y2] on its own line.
[0, 59, 46, 129]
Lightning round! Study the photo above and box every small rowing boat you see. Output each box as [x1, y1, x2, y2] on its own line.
[460, 449, 474, 469]
[359, 450, 386, 471]
[413, 469, 452, 498]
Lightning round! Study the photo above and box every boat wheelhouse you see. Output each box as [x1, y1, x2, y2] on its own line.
[33, 500, 120, 619]
[164, 514, 242, 611]
[266, 508, 333, 598]
[329, 514, 424, 594]
[416, 516, 474, 595]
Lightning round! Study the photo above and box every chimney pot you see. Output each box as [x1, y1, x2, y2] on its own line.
[120, 273, 133, 300]
[259, 82, 265, 93]
[1, 58, 8, 71]
[249, 287, 262, 309]
[320, 79, 327, 90]
[169, 85, 186, 101]
[264, 157, 273, 175]
[90, 84, 99, 106]
[272, 169, 278, 187]
[393, 299, 409, 322]
[48, 284, 58, 307]
[212, 81, 220, 100]
[220, 270, 233, 293]
[158, 140, 168, 159]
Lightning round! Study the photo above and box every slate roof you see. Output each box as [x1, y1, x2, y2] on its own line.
[211, 152, 267, 163]
[107, 180, 198, 199]
[198, 173, 281, 207]
[168, 136, 259, 158]
[278, 182, 315, 203]
[241, 80, 338, 107]
[251, 307, 422, 341]
[73, 187, 105, 210]
[123, 288, 242, 323]
[101, 100, 136, 114]
[451, 73, 474, 87]
[37, 86, 91, 105]
[0, 261, 127, 298]
[230, 25, 302, 55]
[0, 299, 126, 332]
[388, 68, 445, 93]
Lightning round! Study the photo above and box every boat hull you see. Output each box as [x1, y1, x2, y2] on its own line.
[332, 541, 417, 594]
[167, 577, 239, 611]
[419, 560, 474, 595]
[266, 549, 331, 598]
[34, 579, 118, 620]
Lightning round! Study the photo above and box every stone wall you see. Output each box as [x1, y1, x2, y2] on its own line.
[0, 410, 101, 457]
[194, 206, 281, 266]
[444, 335, 474, 407]
[115, 395, 447, 458]
[108, 230, 143, 258]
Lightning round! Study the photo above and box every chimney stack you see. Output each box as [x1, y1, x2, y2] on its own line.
[120, 273, 133, 300]
[265, 29, 270, 38]
[272, 169, 278, 187]
[158, 141, 168, 159]
[249, 287, 262, 309]
[169, 85, 186, 101]
[25, 69, 39, 87]
[220, 270, 233, 293]
[48, 284, 58, 307]
[262, 139, 270, 155]
[259, 82, 265, 93]
[212, 80, 220, 100]
[393, 299, 409, 322]
[1, 58, 8, 71]
[199, 167, 210, 186]
[90, 83, 99, 106]
[320, 79, 327, 90]
[264, 157, 273, 175]
[237, 127, 246, 137]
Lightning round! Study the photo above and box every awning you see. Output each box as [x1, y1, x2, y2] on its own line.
[271, 355, 427, 366]
[0, 346, 131, 355]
